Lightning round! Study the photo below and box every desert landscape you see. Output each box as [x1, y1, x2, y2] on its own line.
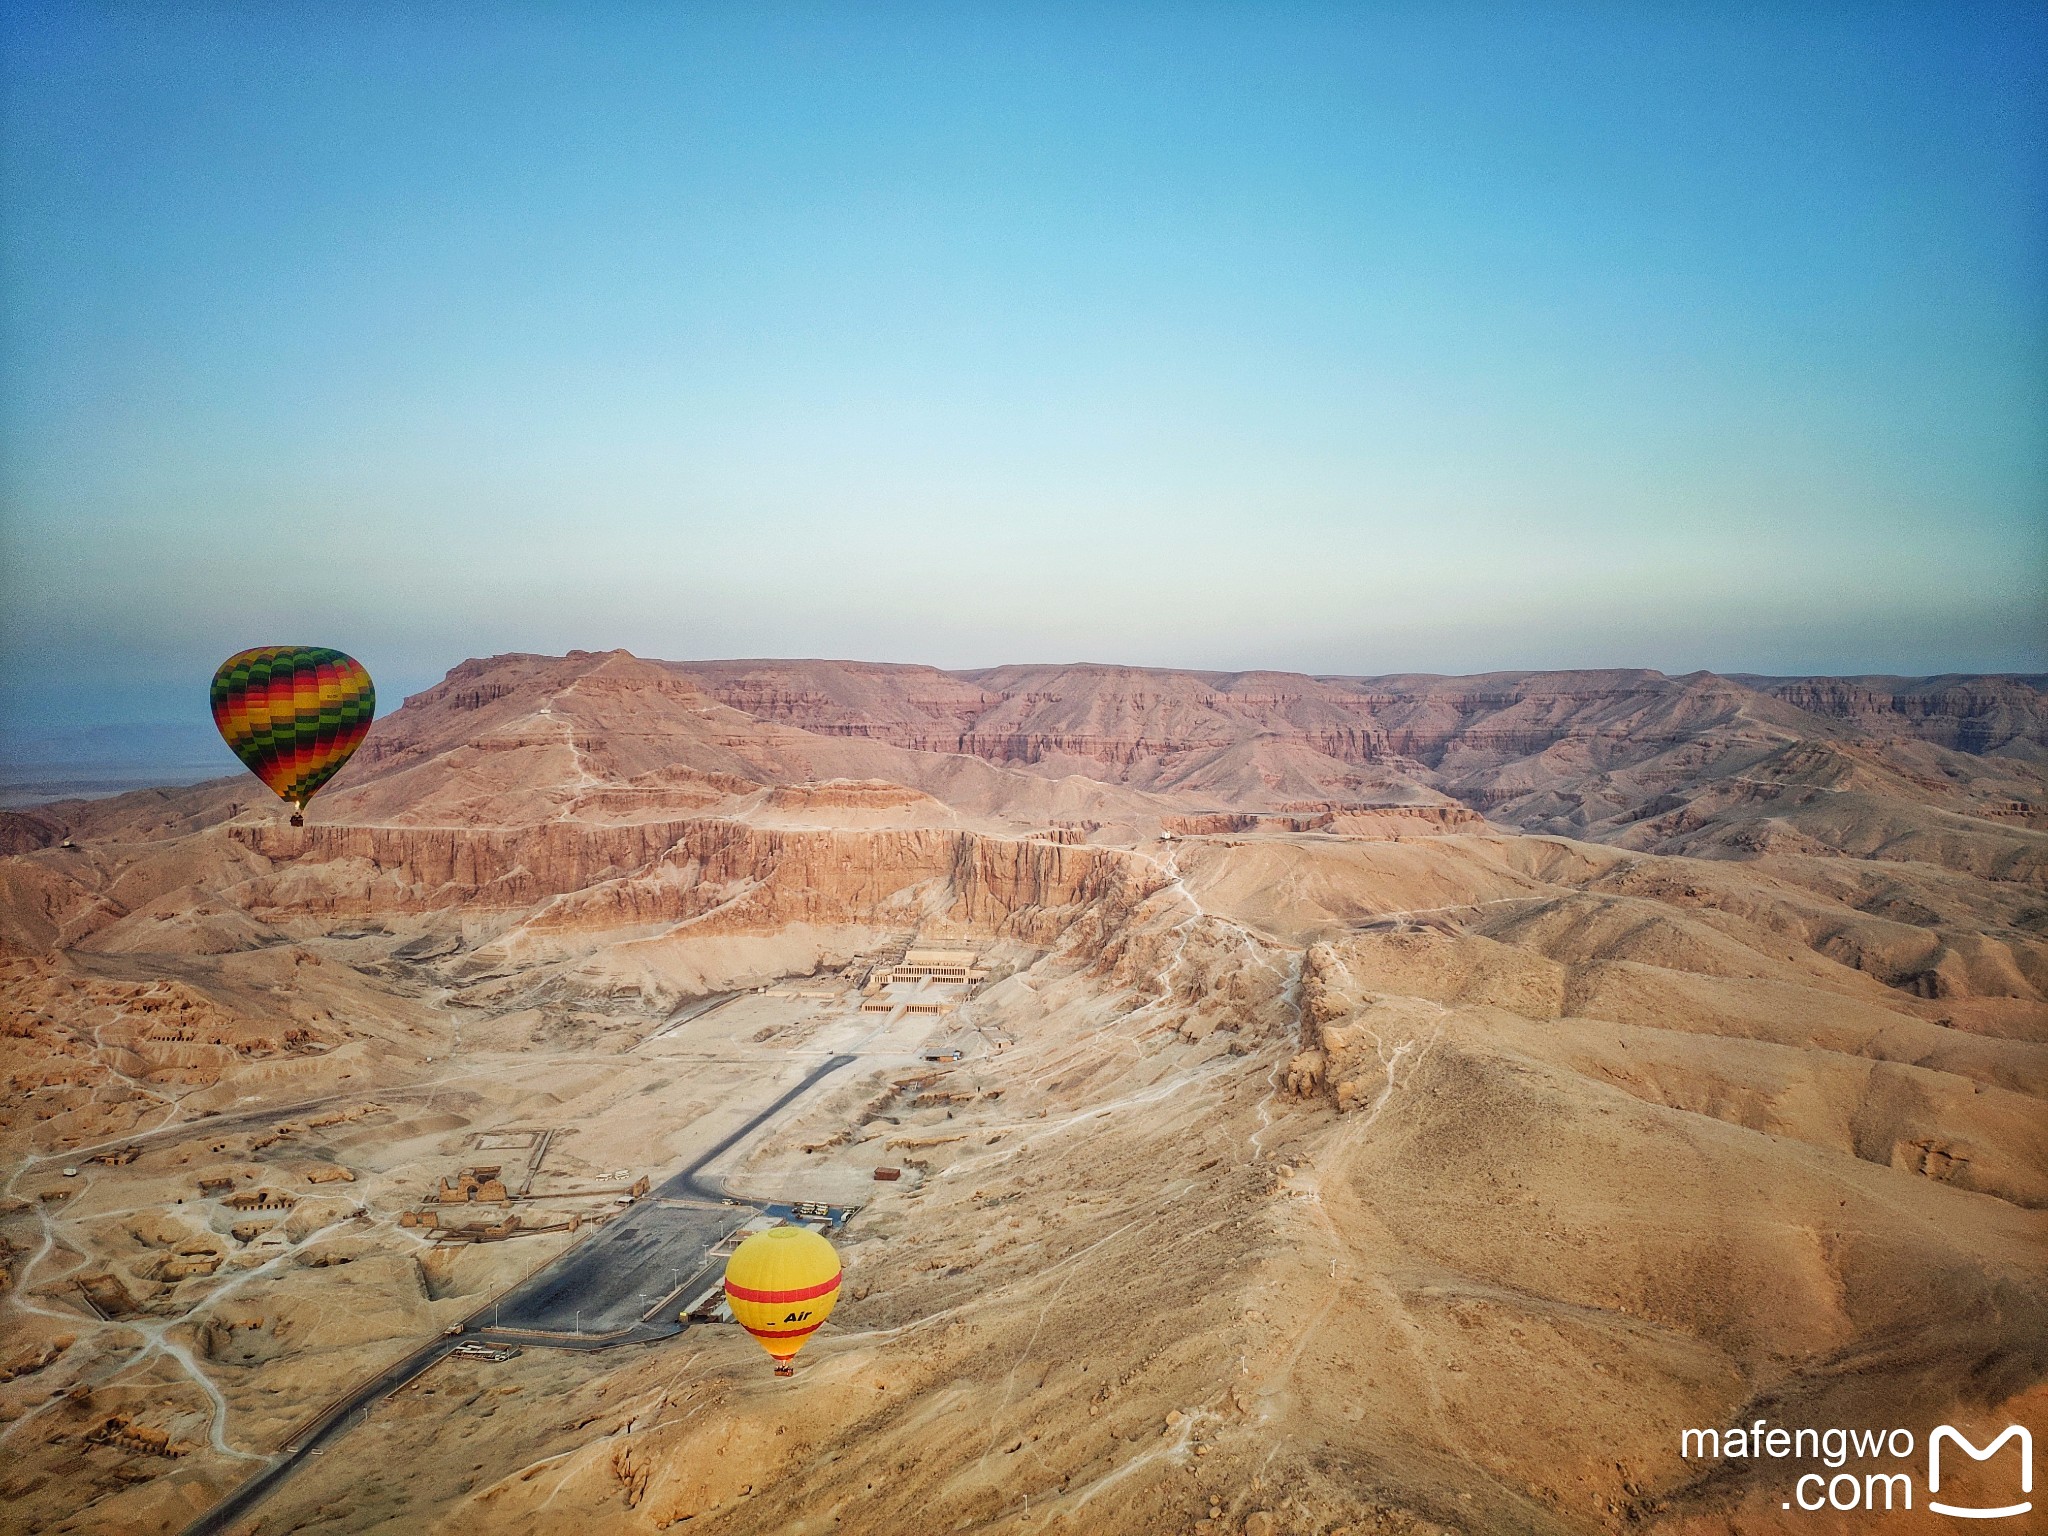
[0, 651, 2041, 1535]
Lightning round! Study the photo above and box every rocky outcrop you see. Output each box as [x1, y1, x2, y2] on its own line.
[0, 811, 67, 856]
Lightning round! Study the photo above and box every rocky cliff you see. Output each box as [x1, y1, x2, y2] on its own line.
[219, 818, 1165, 949]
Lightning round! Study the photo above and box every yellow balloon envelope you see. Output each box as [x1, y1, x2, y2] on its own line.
[722, 1225, 841, 1375]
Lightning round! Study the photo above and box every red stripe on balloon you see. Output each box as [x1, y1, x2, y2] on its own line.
[744, 1321, 824, 1342]
[725, 1272, 841, 1305]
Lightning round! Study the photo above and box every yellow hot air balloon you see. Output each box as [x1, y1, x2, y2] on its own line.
[722, 1224, 841, 1376]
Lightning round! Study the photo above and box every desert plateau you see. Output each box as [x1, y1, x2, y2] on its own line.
[2, 652, 2045, 1536]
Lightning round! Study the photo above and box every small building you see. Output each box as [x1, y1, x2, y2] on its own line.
[197, 1176, 237, 1195]
[873, 1167, 902, 1182]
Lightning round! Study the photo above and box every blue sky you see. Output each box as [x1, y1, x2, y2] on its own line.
[2, 2, 2044, 747]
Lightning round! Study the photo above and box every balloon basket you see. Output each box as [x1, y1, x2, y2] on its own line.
[289, 813, 304, 827]
[774, 1363, 794, 1377]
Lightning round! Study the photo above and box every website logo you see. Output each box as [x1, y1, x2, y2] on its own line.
[1677, 1418, 2037, 1517]
[1928, 1425, 2032, 1521]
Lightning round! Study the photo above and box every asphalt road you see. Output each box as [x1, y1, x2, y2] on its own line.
[178, 1051, 858, 1536]
[664, 1053, 855, 1202]
[486, 1049, 857, 1336]
[177, 1334, 462, 1536]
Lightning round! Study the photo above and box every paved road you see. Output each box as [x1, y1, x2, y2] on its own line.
[178, 1052, 858, 1536]
[665, 1052, 855, 1202]
[484, 1050, 856, 1336]
[178, 1334, 462, 1536]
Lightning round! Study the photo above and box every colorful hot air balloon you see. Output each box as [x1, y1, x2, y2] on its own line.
[210, 646, 375, 825]
[723, 1225, 842, 1376]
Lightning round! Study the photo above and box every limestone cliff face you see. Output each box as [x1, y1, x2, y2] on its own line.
[233, 821, 697, 912]
[1746, 676, 2048, 754]
[947, 832, 1162, 941]
[229, 820, 1163, 943]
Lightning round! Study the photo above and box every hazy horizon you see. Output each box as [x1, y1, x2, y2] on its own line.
[4, 3, 2045, 762]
